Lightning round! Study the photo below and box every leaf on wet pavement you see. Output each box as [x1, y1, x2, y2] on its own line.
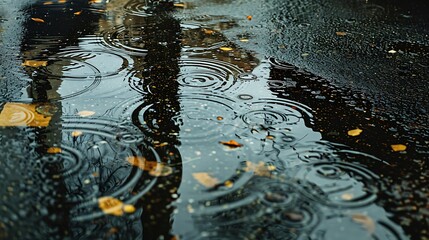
[22, 60, 48, 67]
[0, 103, 52, 127]
[192, 172, 219, 188]
[219, 140, 243, 148]
[31, 18, 45, 23]
[77, 110, 95, 117]
[98, 196, 135, 216]
[220, 47, 233, 52]
[391, 144, 407, 152]
[126, 156, 173, 177]
[47, 147, 62, 154]
[244, 161, 275, 177]
[335, 31, 347, 36]
[348, 128, 363, 136]
[71, 131, 83, 137]
[351, 214, 376, 234]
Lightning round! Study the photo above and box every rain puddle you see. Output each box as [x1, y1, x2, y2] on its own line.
[0, 0, 422, 239]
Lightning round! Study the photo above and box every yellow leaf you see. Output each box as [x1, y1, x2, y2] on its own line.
[348, 128, 363, 137]
[336, 31, 347, 36]
[219, 140, 243, 148]
[43, 1, 53, 5]
[341, 193, 354, 200]
[224, 180, 234, 188]
[174, 3, 186, 8]
[239, 38, 249, 42]
[0, 103, 51, 127]
[31, 18, 45, 23]
[220, 47, 233, 52]
[244, 161, 275, 177]
[22, 60, 48, 67]
[126, 156, 172, 177]
[98, 197, 135, 216]
[192, 172, 219, 188]
[77, 110, 95, 117]
[391, 144, 407, 152]
[47, 147, 62, 154]
[74, 11, 82, 16]
[351, 214, 375, 234]
[71, 131, 83, 137]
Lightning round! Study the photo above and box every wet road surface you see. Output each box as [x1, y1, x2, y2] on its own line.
[0, 0, 428, 239]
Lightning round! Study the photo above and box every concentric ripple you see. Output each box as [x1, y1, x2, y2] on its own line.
[44, 116, 159, 221]
[294, 161, 380, 208]
[240, 98, 314, 131]
[123, 0, 152, 17]
[101, 25, 148, 56]
[177, 58, 244, 93]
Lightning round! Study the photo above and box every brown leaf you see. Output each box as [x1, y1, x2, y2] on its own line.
[31, 18, 45, 23]
[192, 172, 219, 188]
[336, 31, 347, 36]
[47, 147, 62, 154]
[244, 161, 275, 177]
[219, 140, 243, 148]
[98, 196, 135, 216]
[77, 110, 95, 117]
[247, 15, 253, 21]
[74, 11, 83, 16]
[126, 156, 172, 176]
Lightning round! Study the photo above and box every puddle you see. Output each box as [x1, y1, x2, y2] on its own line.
[0, 0, 425, 239]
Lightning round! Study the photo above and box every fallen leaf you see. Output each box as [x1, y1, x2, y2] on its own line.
[247, 15, 253, 21]
[126, 156, 172, 176]
[219, 140, 243, 148]
[216, 116, 224, 121]
[341, 193, 354, 200]
[58, 0, 67, 3]
[71, 131, 83, 137]
[174, 3, 186, 8]
[336, 31, 347, 36]
[348, 128, 363, 137]
[192, 172, 219, 188]
[224, 180, 234, 188]
[220, 47, 233, 52]
[31, 18, 45, 23]
[203, 28, 215, 35]
[239, 38, 249, 42]
[388, 49, 397, 54]
[0, 103, 51, 127]
[351, 214, 375, 234]
[98, 196, 135, 216]
[47, 147, 62, 154]
[74, 11, 82, 16]
[77, 110, 95, 117]
[244, 161, 275, 177]
[391, 144, 407, 152]
[43, 1, 53, 5]
[22, 60, 48, 67]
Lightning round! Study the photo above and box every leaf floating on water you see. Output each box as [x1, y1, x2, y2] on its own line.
[388, 49, 397, 54]
[192, 172, 219, 188]
[341, 193, 354, 200]
[219, 140, 243, 148]
[126, 156, 173, 177]
[220, 47, 233, 52]
[47, 147, 62, 154]
[77, 110, 95, 117]
[43, 1, 53, 5]
[98, 196, 135, 216]
[348, 128, 363, 137]
[244, 161, 275, 177]
[31, 18, 45, 23]
[174, 3, 186, 8]
[22, 60, 48, 67]
[203, 28, 215, 35]
[0, 103, 51, 127]
[71, 131, 83, 137]
[74, 11, 83, 16]
[239, 38, 249, 42]
[216, 116, 224, 121]
[391, 144, 407, 152]
[246, 15, 253, 21]
[335, 31, 347, 36]
[351, 214, 376, 234]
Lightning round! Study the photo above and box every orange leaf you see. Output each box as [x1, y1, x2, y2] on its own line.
[192, 172, 219, 188]
[0, 103, 51, 127]
[126, 156, 172, 176]
[77, 110, 95, 117]
[336, 31, 347, 36]
[74, 11, 83, 16]
[348, 128, 362, 137]
[219, 140, 243, 148]
[22, 60, 48, 67]
[247, 15, 253, 21]
[391, 144, 407, 152]
[31, 18, 45, 23]
[47, 147, 62, 154]
[98, 197, 135, 216]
